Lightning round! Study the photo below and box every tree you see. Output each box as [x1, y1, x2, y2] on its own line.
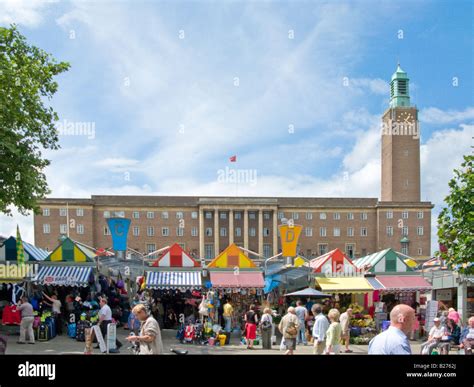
[437, 154, 474, 274]
[0, 25, 70, 216]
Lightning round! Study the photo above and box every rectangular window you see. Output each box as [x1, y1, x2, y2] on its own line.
[161, 211, 169, 219]
[220, 212, 227, 220]
[60, 208, 67, 217]
[146, 211, 155, 219]
[205, 227, 213, 237]
[133, 226, 139, 237]
[347, 212, 354, 220]
[347, 227, 354, 237]
[263, 228, 270, 237]
[306, 212, 313, 220]
[277, 212, 284, 220]
[417, 226, 423, 236]
[319, 244, 328, 255]
[292, 212, 299, 220]
[147, 226, 155, 237]
[418, 248, 423, 256]
[205, 244, 214, 259]
[76, 208, 84, 217]
[320, 227, 327, 237]
[249, 227, 256, 237]
[333, 227, 340, 237]
[263, 212, 271, 220]
[235, 227, 242, 237]
[346, 244, 355, 258]
[162, 227, 169, 237]
[114, 211, 125, 218]
[42, 208, 50, 217]
[104, 211, 110, 218]
[361, 212, 368, 220]
[263, 244, 272, 258]
[43, 224, 50, 234]
[104, 226, 111, 236]
[191, 211, 198, 219]
[132, 211, 140, 219]
[305, 227, 313, 237]
[386, 211, 393, 219]
[402, 211, 409, 219]
[417, 211, 424, 219]
[333, 212, 340, 220]
[386, 226, 393, 237]
[146, 244, 156, 254]
[191, 227, 198, 237]
[402, 226, 409, 236]
[177, 227, 184, 237]
[220, 227, 227, 237]
[361, 228, 368, 237]
[249, 212, 256, 220]
[176, 212, 184, 219]
[319, 212, 327, 220]
[76, 224, 84, 234]
[205, 212, 212, 219]
[60, 224, 67, 234]
[235, 212, 242, 220]
[401, 245, 409, 255]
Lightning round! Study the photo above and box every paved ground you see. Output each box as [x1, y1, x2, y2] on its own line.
[0, 325, 439, 355]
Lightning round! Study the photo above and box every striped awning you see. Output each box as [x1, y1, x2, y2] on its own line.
[34, 266, 93, 287]
[145, 271, 202, 289]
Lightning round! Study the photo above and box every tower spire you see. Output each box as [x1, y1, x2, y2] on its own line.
[390, 63, 410, 108]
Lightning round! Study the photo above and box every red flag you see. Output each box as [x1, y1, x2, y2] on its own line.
[229, 155, 237, 162]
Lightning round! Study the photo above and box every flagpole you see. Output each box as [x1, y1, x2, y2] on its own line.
[66, 202, 70, 237]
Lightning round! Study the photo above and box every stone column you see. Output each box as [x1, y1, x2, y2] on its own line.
[229, 209, 234, 245]
[273, 209, 278, 256]
[258, 209, 263, 256]
[457, 278, 468, 323]
[199, 207, 204, 259]
[244, 208, 249, 250]
[214, 208, 219, 256]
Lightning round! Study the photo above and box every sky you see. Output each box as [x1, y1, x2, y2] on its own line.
[0, 0, 473, 255]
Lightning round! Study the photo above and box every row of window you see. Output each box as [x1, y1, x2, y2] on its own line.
[42, 223, 424, 238]
[42, 208, 425, 221]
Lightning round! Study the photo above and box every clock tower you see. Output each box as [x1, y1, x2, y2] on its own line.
[381, 64, 421, 202]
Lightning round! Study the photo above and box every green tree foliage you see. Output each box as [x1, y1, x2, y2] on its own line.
[437, 155, 474, 274]
[0, 25, 70, 215]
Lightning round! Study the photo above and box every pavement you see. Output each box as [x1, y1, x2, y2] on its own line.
[0, 325, 438, 355]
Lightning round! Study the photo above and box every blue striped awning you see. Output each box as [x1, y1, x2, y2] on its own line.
[366, 276, 385, 290]
[146, 271, 202, 289]
[34, 266, 93, 287]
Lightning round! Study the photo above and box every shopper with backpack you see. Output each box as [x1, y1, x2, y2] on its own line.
[278, 307, 299, 355]
[260, 308, 273, 350]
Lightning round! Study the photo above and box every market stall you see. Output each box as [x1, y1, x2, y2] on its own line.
[145, 243, 203, 329]
[32, 237, 98, 341]
[0, 235, 48, 327]
[205, 244, 265, 342]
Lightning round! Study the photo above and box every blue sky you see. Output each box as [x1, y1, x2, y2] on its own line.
[0, 0, 473, 254]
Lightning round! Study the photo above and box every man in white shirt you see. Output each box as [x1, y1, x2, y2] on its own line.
[368, 304, 415, 355]
[98, 297, 122, 351]
[420, 317, 446, 354]
[311, 304, 329, 354]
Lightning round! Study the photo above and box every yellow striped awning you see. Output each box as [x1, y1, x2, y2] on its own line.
[316, 277, 374, 294]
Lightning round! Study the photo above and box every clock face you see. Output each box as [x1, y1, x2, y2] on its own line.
[399, 110, 414, 122]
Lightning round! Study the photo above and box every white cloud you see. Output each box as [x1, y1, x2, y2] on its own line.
[419, 107, 474, 124]
[350, 78, 389, 95]
[0, 0, 58, 27]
